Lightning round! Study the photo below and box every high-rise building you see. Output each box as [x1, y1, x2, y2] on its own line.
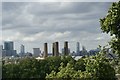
[0, 45, 3, 51]
[81, 46, 87, 56]
[33, 48, 41, 57]
[20, 44, 25, 57]
[76, 42, 80, 54]
[0, 45, 3, 49]
[2, 41, 16, 56]
[4, 41, 14, 50]
[0, 45, 3, 57]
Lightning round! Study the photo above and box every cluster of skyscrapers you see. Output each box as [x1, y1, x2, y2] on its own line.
[1, 41, 17, 57]
[1, 41, 70, 58]
[1, 41, 101, 58]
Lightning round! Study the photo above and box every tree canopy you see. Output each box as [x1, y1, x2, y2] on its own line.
[100, 1, 120, 57]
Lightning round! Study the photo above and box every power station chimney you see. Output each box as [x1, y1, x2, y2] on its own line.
[52, 43, 55, 56]
[54, 42, 59, 56]
[64, 41, 69, 55]
[44, 43, 48, 58]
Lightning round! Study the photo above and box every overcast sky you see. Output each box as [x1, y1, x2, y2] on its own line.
[1, 2, 112, 53]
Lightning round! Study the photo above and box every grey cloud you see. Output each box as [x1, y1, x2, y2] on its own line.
[27, 2, 111, 15]
[2, 2, 112, 51]
[2, 2, 111, 32]
[2, 2, 27, 12]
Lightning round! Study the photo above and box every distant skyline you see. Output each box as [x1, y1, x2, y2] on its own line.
[1, 2, 112, 53]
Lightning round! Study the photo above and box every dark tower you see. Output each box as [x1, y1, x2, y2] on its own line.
[54, 42, 59, 56]
[52, 43, 55, 56]
[64, 41, 69, 55]
[44, 43, 48, 58]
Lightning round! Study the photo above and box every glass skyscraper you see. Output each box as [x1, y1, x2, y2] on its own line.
[4, 41, 14, 50]
[76, 42, 80, 54]
[2, 41, 16, 56]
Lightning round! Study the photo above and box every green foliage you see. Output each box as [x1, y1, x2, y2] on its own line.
[46, 63, 78, 79]
[109, 38, 120, 57]
[3, 55, 116, 79]
[100, 1, 120, 76]
[56, 63, 76, 78]
[46, 55, 116, 80]
[100, 1, 120, 38]
[2, 64, 17, 78]
[44, 56, 62, 74]
[84, 56, 115, 80]
[100, 1, 120, 57]
[117, 66, 120, 74]
[74, 58, 85, 71]
[2, 56, 75, 78]
[73, 71, 92, 80]
[61, 56, 76, 67]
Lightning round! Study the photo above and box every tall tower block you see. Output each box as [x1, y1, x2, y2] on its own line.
[44, 43, 48, 58]
[52, 43, 55, 56]
[76, 42, 80, 54]
[64, 41, 69, 55]
[54, 42, 59, 56]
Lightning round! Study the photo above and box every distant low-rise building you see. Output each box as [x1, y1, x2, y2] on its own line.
[25, 52, 33, 57]
[89, 48, 100, 56]
[33, 48, 41, 57]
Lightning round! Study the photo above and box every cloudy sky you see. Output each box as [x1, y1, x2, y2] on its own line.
[1, 2, 112, 53]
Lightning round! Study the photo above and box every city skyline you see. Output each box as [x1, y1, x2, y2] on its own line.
[1, 40, 103, 54]
[1, 2, 112, 53]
